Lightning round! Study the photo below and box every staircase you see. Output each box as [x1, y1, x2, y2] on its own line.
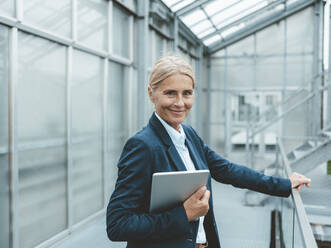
[245, 127, 331, 206]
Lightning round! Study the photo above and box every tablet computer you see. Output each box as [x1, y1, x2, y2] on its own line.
[149, 170, 210, 214]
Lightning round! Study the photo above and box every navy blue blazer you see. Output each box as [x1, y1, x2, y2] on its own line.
[106, 113, 291, 248]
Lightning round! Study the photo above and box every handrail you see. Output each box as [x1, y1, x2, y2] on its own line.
[278, 138, 318, 248]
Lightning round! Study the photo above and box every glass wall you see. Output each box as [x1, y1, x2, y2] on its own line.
[283, 7, 314, 151]
[71, 49, 104, 224]
[113, 5, 130, 58]
[0, 24, 10, 248]
[17, 32, 67, 248]
[0, 1, 203, 247]
[209, 6, 315, 153]
[0, 0, 14, 17]
[77, 0, 108, 51]
[23, 0, 72, 38]
[107, 62, 126, 194]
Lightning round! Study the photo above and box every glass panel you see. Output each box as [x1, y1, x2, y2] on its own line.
[170, 0, 194, 12]
[155, 33, 164, 60]
[113, 5, 130, 58]
[108, 61, 125, 195]
[0, 0, 15, 17]
[72, 49, 103, 223]
[227, 58, 254, 88]
[209, 90, 225, 152]
[211, 0, 261, 26]
[0, 25, 9, 248]
[17, 32, 67, 248]
[181, 9, 207, 27]
[203, 34, 221, 46]
[286, 7, 314, 88]
[198, 27, 215, 39]
[0, 154, 10, 248]
[118, 0, 136, 11]
[203, 0, 239, 17]
[191, 20, 213, 34]
[280, 197, 295, 248]
[24, 0, 71, 38]
[19, 147, 67, 248]
[77, 0, 108, 51]
[18, 32, 66, 143]
[227, 35, 254, 56]
[256, 22, 284, 88]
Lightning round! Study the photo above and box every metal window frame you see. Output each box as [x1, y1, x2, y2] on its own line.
[103, 58, 109, 207]
[9, 26, 19, 248]
[67, 46, 73, 231]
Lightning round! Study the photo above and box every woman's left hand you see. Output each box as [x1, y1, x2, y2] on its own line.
[289, 172, 311, 192]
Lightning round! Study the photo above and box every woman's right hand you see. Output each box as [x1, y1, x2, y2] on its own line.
[183, 186, 210, 222]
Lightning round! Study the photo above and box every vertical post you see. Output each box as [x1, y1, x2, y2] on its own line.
[16, 0, 23, 22]
[72, 0, 77, 41]
[312, 1, 324, 136]
[174, 15, 178, 53]
[195, 44, 204, 134]
[245, 106, 250, 165]
[253, 33, 257, 91]
[66, 46, 73, 230]
[129, 15, 134, 62]
[127, 11, 134, 135]
[151, 29, 156, 63]
[323, 0, 330, 127]
[205, 57, 211, 144]
[103, 58, 108, 207]
[224, 48, 231, 155]
[282, 14, 288, 139]
[137, 0, 149, 129]
[259, 93, 265, 154]
[9, 26, 19, 248]
[127, 67, 134, 136]
[108, 0, 113, 55]
[104, 0, 111, 205]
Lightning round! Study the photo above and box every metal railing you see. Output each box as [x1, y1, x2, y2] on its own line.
[277, 138, 318, 248]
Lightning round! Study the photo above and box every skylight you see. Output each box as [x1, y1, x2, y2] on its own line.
[161, 0, 286, 47]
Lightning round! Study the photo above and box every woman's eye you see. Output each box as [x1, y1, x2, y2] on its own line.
[166, 91, 176, 96]
[184, 91, 192, 96]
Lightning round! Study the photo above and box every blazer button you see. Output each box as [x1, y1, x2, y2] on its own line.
[187, 238, 193, 242]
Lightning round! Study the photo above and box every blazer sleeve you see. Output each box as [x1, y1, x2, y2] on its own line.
[106, 137, 191, 242]
[190, 128, 291, 197]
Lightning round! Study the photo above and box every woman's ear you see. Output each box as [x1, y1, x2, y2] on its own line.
[148, 86, 154, 103]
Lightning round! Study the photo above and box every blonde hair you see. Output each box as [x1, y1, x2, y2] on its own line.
[149, 55, 195, 90]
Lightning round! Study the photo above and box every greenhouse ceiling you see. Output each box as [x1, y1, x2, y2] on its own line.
[161, 0, 314, 50]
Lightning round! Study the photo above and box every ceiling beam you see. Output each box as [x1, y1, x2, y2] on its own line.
[207, 0, 316, 54]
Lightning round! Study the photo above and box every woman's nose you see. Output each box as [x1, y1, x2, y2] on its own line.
[174, 95, 184, 107]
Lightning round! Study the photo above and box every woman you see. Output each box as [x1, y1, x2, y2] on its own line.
[106, 56, 310, 248]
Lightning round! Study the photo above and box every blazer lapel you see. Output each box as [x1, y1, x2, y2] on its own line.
[185, 137, 208, 171]
[167, 145, 187, 172]
[149, 113, 187, 172]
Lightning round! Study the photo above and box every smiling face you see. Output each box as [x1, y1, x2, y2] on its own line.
[148, 73, 194, 131]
